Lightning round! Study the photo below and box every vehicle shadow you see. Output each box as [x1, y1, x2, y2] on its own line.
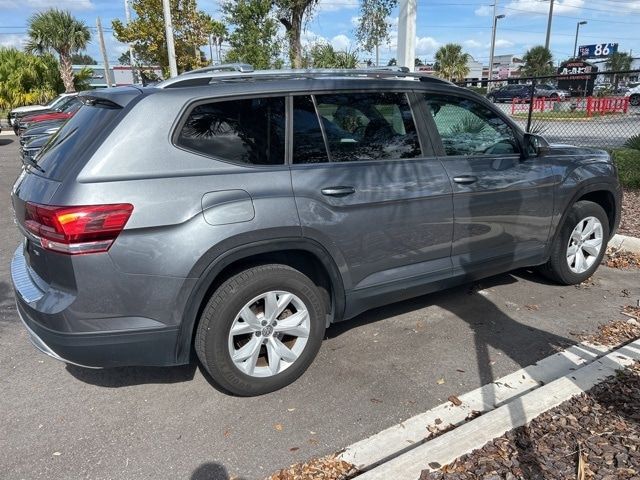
[0, 138, 15, 146]
[191, 462, 246, 480]
[65, 362, 197, 388]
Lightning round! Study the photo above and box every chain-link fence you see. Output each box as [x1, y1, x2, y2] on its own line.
[458, 70, 640, 150]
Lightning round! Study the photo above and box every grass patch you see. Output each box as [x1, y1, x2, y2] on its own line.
[512, 110, 623, 120]
[612, 148, 640, 189]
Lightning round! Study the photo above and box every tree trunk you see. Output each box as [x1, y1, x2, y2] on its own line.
[59, 53, 76, 93]
[375, 43, 379, 67]
[281, 10, 304, 69]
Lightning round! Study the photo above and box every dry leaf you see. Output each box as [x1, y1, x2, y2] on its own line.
[274, 423, 284, 431]
[370, 398, 383, 404]
[525, 304, 539, 311]
[223, 429, 231, 438]
[448, 395, 462, 407]
[437, 378, 445, 385]
[289, 447, 299, 453]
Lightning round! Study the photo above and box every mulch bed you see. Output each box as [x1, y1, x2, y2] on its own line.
[604, 248, 640, 269]
[420, 362, 640, 480]
[619, 188, 640, 238]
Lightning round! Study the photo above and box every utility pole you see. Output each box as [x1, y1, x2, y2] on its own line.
[96, 17, 111, 87]
[162, 0, 178, 77]
[397, 0, 416, 71]
[124, 0, 138, 83]
[208, 34, 214, 66]
[544, 0, 554, 51]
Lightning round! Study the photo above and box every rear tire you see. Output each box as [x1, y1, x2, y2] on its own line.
[195, 264, 326, 396]
[630, 94, 640, 107]
[540, 201, 609, 285]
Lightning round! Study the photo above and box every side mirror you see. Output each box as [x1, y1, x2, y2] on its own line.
[521, 133, 547, 160]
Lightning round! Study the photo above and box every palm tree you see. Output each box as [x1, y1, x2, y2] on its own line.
[606, 52, 632, 89]
[521, 46, 554, 77]
[26, 9, 91, 93]
[434, 44, 470, 82]
[209, 19, 228, 65]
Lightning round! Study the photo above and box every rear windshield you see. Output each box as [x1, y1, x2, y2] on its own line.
[34, 103, 122, 180]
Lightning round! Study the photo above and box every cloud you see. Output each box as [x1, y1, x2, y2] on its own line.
[0, 0, 93, 9]
[415, 36, 439, 55]
[464, 39, 482, 48]
[0, 33, 27, 48]
[331, 34, 352, 50]
[502, 0, 584, 15]
[316, 0, 359, 12]
[475, 5, 493, 16]
[494, 39, 515, 48]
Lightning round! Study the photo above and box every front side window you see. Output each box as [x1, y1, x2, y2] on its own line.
[177, 97, 286, 165]
[426, 94, 519, 156]
[292, 92, 422, 164]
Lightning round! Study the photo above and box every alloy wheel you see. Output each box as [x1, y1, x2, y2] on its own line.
[566, 216, 603, 274]
[227, 291, 310, 378]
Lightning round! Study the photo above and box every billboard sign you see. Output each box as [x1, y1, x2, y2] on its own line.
[557, 60, 598, 96]
[578, 43, 618, 58]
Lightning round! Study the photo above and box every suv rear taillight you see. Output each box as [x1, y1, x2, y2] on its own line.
[24, 202, 134, 255]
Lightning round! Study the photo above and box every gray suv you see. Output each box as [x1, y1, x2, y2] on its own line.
[10, 68, 621, 396]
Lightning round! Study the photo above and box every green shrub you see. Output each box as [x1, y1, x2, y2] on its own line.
[612, 148, 640, 189]
[624, 134, 640, 151]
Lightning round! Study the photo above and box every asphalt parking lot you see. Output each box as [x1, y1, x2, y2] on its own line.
[1, 136, 639, 480]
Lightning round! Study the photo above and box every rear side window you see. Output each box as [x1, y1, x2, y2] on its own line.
[177, 97, 286, 165]
[35, 104, 122, 180]
[292, 92, 422, 164]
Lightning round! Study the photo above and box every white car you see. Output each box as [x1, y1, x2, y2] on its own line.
[625, 85, 640, 106]
[8, 93, 76, 126]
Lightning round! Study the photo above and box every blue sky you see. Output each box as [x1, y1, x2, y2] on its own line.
[1, 0, 639, 67]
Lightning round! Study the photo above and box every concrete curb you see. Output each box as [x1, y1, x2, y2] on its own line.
[609, 234, 640, 254]
[339, 341, 610, 470]
[355, 339, 640, 480]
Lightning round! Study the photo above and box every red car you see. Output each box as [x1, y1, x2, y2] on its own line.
[16, 98, 82, 135]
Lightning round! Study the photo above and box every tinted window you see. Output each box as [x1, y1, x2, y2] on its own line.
[292, 96, 329, 164]
[178, 97, 286, 165]
[292, 92, 421, 164]
[35, 104, 122, 180]
[426, 94, 519, 156]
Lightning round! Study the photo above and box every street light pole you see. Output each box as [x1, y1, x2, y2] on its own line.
[488, 14, 505, 89]
[573, 21, 587, 58]
[544, 0, 554, 51]
[162, 0, 178, 77]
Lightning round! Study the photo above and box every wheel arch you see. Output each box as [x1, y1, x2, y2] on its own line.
[550, 181, 621, 251]
[174, 238, 346, 364]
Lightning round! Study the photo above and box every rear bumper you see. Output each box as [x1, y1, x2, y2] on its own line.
[11, 244, 183, 368]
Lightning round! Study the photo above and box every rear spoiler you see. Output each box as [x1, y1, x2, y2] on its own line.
[78, 86, 143, 109]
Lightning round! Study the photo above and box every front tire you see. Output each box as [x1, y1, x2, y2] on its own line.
[540, 201, 609, 285]
[195, 264, 326, 396]
[630, 94, 640, 107]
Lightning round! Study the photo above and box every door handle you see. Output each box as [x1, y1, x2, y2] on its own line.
[321, 186, 356, 197]
[452, 175, 478, 185]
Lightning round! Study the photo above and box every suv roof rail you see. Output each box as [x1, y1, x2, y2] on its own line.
[179, 63, 254, 76]
[156, 68, 453, 89]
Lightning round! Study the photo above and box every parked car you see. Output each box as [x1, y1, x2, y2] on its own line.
[19, 134, 51, 164]
[14, 97, 81, 135]
[626, 84, 640, 106]
[10, 69, 621, 396]
[9, 93, 77, 127]
[19, 121, 64, 147]
[486, 84, 532, 103]
[534, 84, 570, 99]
